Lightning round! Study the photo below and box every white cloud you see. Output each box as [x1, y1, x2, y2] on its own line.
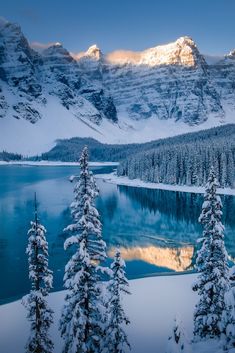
[69, 51, 86, 60]
[106, 49, 141, 64]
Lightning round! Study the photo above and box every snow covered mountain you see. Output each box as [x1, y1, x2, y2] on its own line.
[0, 18, 234, 154]
[104, 37, 223, 124]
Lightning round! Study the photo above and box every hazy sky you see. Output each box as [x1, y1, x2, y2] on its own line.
[1, 0, 235, 55]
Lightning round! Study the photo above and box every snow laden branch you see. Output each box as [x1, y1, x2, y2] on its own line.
[222, 266, 235, 349]
[22, 196, 54, 353]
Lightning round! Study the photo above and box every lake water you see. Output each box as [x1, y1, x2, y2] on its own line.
[0, 165, 234, 303]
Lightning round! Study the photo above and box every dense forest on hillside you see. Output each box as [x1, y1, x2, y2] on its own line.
[117, 124, 235, 187]
[41, 124, 235, 164]
[40, 137, 137, 161]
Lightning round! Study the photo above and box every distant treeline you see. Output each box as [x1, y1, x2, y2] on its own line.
[41, 124, 235, 165]
[0, 150, 22, 161]
[117, 124, 235, 188]
[41, 137, 137, 162]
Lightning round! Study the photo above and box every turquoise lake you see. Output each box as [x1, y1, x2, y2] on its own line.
[0, 165, 234, 303]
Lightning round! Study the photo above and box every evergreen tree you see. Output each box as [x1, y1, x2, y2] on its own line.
[192, 167, 230, 340]
[22, 194, 54, 353]
[222, 266, 235, 349]
[104, 249, 131, 353]
[60, 146, 107, 353]
[165, 317, 192, 353]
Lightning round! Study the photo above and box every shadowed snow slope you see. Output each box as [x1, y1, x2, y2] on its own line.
[0, 274, 224, 353]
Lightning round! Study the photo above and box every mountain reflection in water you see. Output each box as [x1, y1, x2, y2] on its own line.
[108, 245, 194, 272]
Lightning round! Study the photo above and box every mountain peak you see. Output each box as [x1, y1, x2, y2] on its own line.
[0, 18, 36, 62]
[43, 42, 64, 52]
[42, 42, 74, 60]
[175, 36, 195, 47]
[106, 36, 204, 67]
[54, 42, 63, 47]
[85, 44, 103, 60]
[175, 36, 197, 49]
[0, 19, 23, 38]
[226, 49, 235, 59]
[140, 36, 204, 67]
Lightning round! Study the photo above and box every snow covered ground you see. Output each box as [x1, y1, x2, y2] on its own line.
[0, 160, 119, 167]
[96, 173, 235, 196]
[0, 273, 224, 353]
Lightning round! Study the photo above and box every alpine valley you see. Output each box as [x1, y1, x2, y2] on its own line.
[0, 18, 235, 155]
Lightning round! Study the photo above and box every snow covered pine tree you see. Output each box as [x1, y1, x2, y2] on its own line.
[22, 194, 54, 353]
[222, 266, 235, 349]
[192, 167, 230, 340]
[166, 316, 192, 353]
[60, 146, 107, 353]
[104, 249, 131, 353]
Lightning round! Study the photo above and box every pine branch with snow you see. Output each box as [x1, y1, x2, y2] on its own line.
[103, 249, 131, 353]
[222, 266, 235, 350]
[60, 146, 108, 353]
[192, 167, 230, 340]
[22, 196, 54, 353]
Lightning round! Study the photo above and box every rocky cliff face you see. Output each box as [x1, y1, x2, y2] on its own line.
[102, 37, 224, 124]
[0, 20, 43, 122]
[0, 18, 234, 141]
[0, 20, 117, 125]
[209, 53, 235, 113]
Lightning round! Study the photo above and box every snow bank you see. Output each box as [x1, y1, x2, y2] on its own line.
[0, 273, 223, 353]
[96, 173, 235, 196]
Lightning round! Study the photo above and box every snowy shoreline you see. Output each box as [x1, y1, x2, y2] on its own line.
[0, 160, 119, 167]
[1, 161, 234, 196]
[95, 172, 235, 196]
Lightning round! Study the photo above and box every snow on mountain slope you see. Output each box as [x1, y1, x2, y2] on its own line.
[1, 94, 233, 156]
[0, 19, 235, 155]
[0, 96, 122, 155]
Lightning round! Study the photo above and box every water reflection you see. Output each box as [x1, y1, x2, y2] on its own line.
[0, 165, 234, 302]
[108, 245, 194, 272]
[116, 185, 235, 255]
[118, 185, 235, 226]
